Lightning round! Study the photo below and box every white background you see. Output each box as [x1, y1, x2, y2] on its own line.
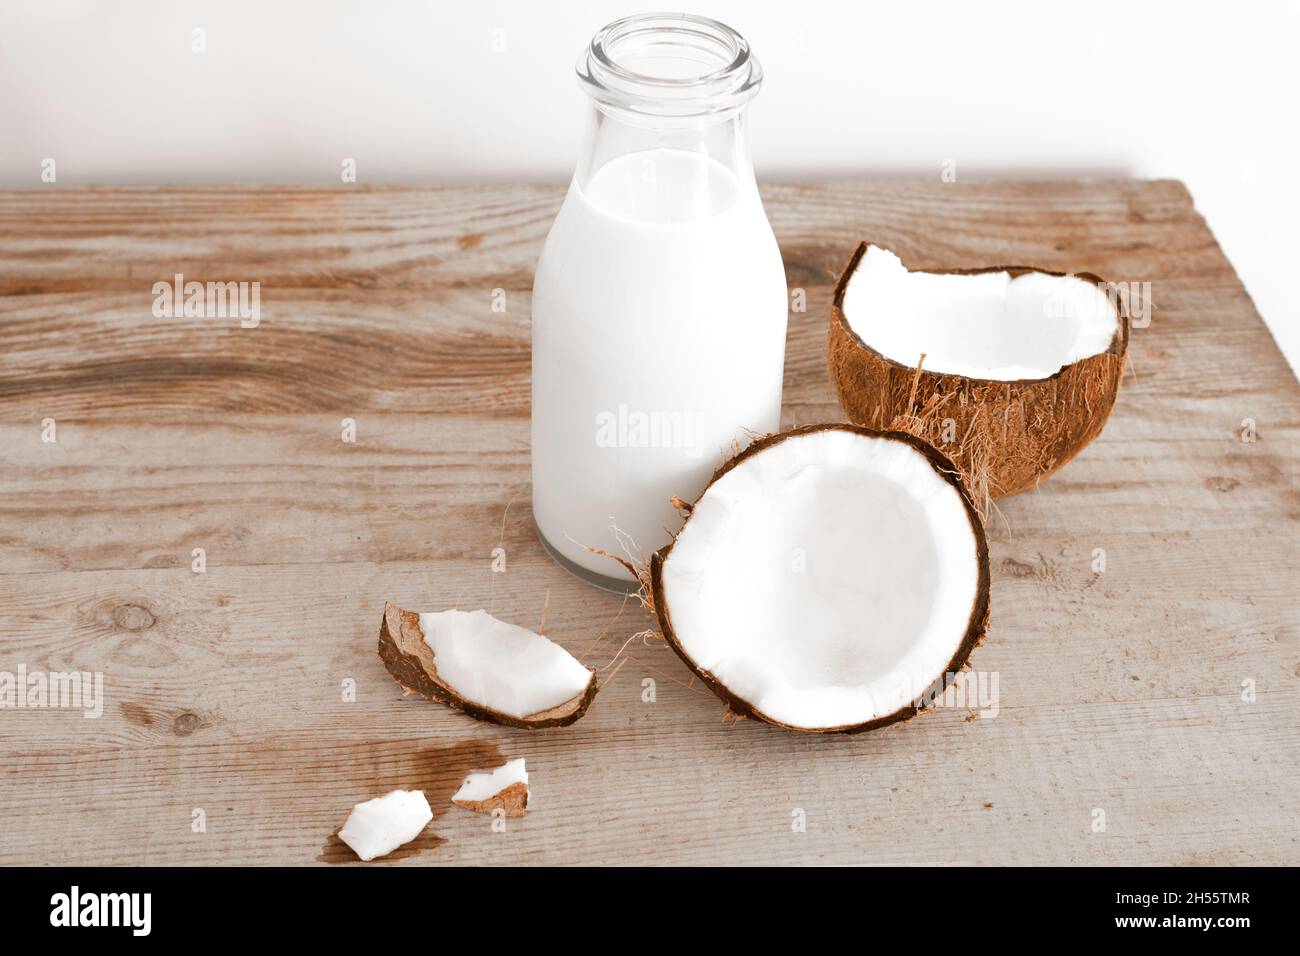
[2, 0, 1296, 371]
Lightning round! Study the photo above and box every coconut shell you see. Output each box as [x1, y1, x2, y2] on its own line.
[377, 602, 597, 729]
[650, 423, 991, 735]
[828, 241, 1129, 506]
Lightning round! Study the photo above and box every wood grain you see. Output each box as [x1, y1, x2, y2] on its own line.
[0, 180, 1296, 865]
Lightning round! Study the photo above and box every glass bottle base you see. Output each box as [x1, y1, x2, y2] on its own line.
[535, 521, 643, 596]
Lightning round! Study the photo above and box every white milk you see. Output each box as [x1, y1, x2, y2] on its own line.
[531, 147, 788, 584]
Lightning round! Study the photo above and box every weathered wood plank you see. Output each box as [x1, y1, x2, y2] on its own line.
[2, 180, 1279, 418]
[0, 549, 1291, 739]
[1, 411, 1293, 573]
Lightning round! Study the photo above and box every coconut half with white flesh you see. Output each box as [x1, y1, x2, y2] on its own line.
[452, 758, 530, 817]
[651, 423, 990, 734]
[378, 603, 597, 728]
[829, 243, 1128, 504]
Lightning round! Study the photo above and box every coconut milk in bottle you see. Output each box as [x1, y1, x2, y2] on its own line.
[532, 14, 787, 591]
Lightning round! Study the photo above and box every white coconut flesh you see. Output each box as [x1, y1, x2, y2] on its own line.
[338, 789, 433, 862]
[453, 758, 529, 805]
[842, 245, 1119, 381]
[418, 609, 592, 719]
[659, 428, 982, 730]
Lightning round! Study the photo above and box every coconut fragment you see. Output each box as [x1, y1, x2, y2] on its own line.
[652, 423, 989, 734]
[378, 603, 597, 728]
[452, 758, 530, 817]
[338, 789, 433, 862]
[828, 243, 1128, 502]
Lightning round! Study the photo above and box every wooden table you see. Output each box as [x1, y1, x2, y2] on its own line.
[1, 181, 1296, 866]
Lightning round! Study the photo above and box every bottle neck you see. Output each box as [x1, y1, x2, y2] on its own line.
[572, 14, 762, 223]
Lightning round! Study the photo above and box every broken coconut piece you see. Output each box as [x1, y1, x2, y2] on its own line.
[828, 243, 1128, 502]
[452, 758, 530, 817]
[651, 423, 990, 734]
[338, 789, 433, 862]
[378, 603, 596, 728]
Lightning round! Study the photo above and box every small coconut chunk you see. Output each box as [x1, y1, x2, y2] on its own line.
[338, 789, 433, 862]
[452, 758, 530, 816]
[842, 245, 1119, 381]
[378, 603, 598, 728]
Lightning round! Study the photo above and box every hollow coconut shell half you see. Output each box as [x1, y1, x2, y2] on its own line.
[650, 423, 991, 735]
[828, 242, 1129, 506]
[378, 602, 597, 729]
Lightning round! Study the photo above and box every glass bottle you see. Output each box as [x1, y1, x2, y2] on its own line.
[531, 13, 787, 592]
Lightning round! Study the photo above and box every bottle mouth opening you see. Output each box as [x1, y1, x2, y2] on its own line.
[577, 13, 762, 118]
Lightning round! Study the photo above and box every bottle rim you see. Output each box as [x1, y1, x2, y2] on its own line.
[576, 13, 763, 118]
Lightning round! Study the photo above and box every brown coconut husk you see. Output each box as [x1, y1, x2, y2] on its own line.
[828, 242, 1129, 512]
[649, 422, 991, 735]
[378, 602, 597, 729]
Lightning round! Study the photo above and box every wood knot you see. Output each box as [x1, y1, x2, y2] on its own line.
[112, 603, 156, 631]
[1000, 557, 1037, 578]
[173, 712, 203, 736]
[1203, 476, 1239, 493]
